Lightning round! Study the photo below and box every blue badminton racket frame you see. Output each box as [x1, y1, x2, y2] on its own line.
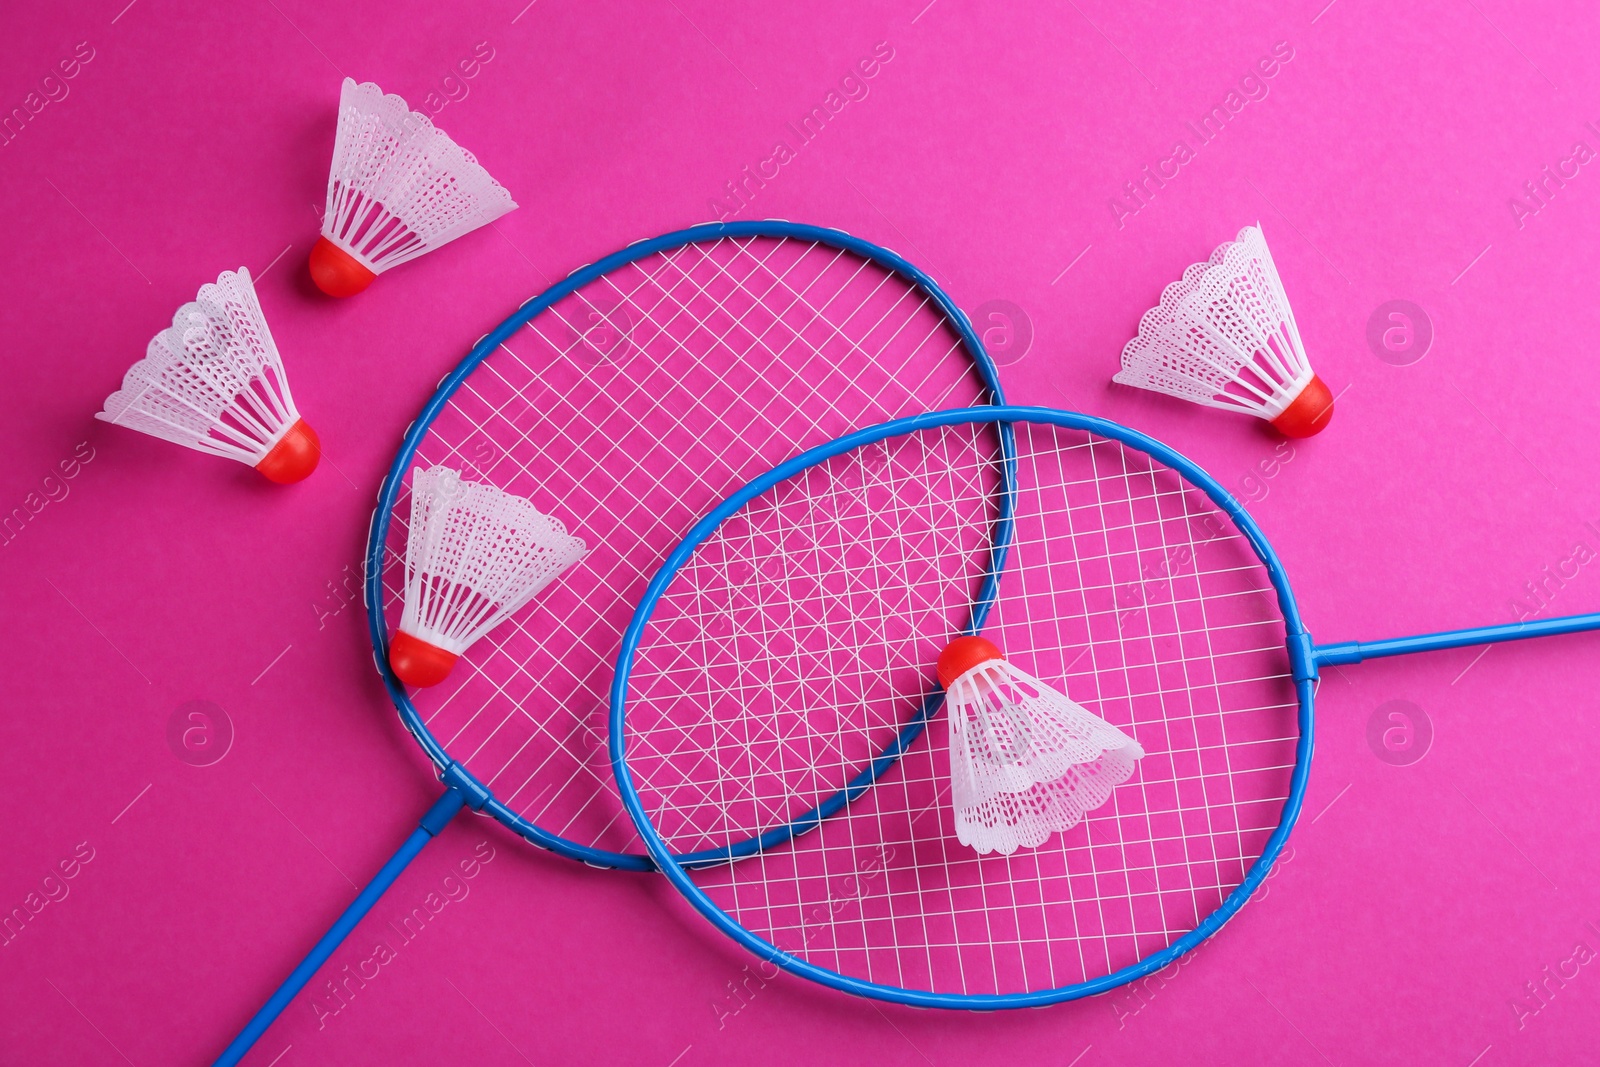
[609, 404, 1600, 1009]
[212, 220, 1012, 1066]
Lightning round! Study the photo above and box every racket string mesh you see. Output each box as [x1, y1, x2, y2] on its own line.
[381, 235, 991, 855]
[622, 421, 1298, 996]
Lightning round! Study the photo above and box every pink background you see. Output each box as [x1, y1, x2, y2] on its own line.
[3, 1, 1599, 1064]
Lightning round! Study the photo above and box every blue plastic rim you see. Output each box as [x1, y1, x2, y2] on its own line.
[363, 220, 1014, 873]
[608, 404, 1317, 1008]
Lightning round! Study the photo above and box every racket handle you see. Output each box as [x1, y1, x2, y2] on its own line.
[1316, 609, 1600, 666]
[211, 787, 467, 1067]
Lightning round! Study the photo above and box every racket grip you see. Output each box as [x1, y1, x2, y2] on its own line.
[211, 787, 468, 1067]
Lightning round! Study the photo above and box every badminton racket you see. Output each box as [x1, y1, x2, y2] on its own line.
[212, 221, 1009, 1063]
[609, 404, 1600, 1007]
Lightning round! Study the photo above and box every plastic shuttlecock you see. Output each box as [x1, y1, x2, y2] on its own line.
[97, 267, 320, 483]
[309, 78, 517, 297]
[391, 466, 587, 687]
[937, 636, 1144, 856]
[1116, 223, 1333, 438]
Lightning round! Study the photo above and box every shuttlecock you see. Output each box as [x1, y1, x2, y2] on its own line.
[97, 268, 320, 483]
[937, 636, 1143, 856]
[1116, 223, 1333, 438]
[309, 78, 518, 297]
[390, 466, 587, 687]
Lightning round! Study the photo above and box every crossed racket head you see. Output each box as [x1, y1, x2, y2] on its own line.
[365, 221, 1009, 869]
[610, 406, 1307, 1006]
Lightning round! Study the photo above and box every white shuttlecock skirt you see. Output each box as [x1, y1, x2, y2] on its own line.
[96, 267, 302, 465]
[946, 659, 1144, 855]
[399, 466, 587, 656]
[322, 79, 517, 276]
[1116, 223, 1314, 420]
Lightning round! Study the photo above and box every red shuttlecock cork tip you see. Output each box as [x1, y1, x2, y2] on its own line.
[937, 636, 1005, 689]
[309, 236, 378, 298]
[254, 418, 321, 483]
[389, 630, 459, 688]
[1269, 374, 1334, 438]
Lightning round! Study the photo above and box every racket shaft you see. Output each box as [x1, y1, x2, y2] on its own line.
[1316, 609, 1600, 666]
[212, 788, 467, 1066]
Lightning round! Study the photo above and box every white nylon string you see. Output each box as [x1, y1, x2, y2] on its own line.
[380, 234, 991, 858]
[621, 420, 1299, 997]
